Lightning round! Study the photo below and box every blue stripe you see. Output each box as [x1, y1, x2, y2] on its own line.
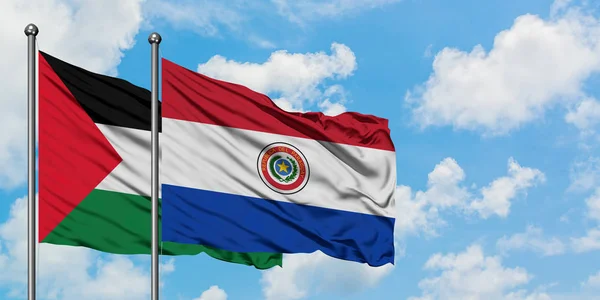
[161, 184, 395, 266]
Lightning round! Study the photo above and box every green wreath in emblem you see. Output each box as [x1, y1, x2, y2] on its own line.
[269, 155, 299, 183]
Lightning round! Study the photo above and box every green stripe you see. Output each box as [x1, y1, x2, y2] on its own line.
[42, 189, 282, 269]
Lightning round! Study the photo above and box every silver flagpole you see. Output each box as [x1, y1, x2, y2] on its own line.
[24, 23, 38, 300]
[148, 32, 162, 300]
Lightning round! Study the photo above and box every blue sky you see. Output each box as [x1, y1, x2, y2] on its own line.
[1, 0, 600, 299]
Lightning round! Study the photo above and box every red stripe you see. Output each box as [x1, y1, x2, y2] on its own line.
[161, 58, 395, 151]
[38, 52, 122, 242]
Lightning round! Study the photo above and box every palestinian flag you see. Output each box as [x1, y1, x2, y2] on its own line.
[38, 51, 282, 269]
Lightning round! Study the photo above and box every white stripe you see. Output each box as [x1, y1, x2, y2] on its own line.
[96, 124, 154, 197]
[162, 118, 396, 218]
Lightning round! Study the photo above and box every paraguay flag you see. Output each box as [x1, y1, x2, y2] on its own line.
[160, 58, 396, 267]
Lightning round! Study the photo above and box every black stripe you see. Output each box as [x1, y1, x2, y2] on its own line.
[41, 51, 161, 132]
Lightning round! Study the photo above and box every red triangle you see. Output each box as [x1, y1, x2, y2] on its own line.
[38, 53, 122, 242]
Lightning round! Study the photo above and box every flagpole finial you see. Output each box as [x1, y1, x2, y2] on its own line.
[24, 24, 39, 36]
[148, 32, 162, 44]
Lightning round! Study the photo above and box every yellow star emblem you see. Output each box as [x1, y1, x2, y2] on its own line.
[277, 161, 290, 173]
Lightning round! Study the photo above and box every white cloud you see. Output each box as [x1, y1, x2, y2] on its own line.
[409, 244, 537, 300]
[565, 97, 600, 133]
[568, 156, 600, 192]
[197, 43, 356, 113]
[260, 251, 393, 300]
[551, 0, 574, 17]
[0, 0, 145, 188]
[318, 99, 347, 116]
[247, 35, 277, 49]
[317, 85, 348, 116]
[424, 44, 434, 58]
[272, 0, 401, 25]
[143, 0, 397, 47]
[193, 285, 228, 300]
[504, 290, 552, 300]
[571, 187, 600, 253]
[396, 157, 544, 237]
[394, 158, 468, 237]
[496, 225, 566, 256]
[469, 158, 546, 218]
[420, 157, 470, 209]
[406, 4, 600, 136]
[144, 0, 244, 37]
[264, 157, 545, 300]
[272, 99, 305, 113]
[0, 195, 174, 299]
[571, 228, 600, 253]
[585, 188, 600, 222]
[581, 270, 600, 289]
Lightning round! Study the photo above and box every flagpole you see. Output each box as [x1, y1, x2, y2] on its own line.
[24, 23, 39, 300]
[149, 32, 162, 300]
